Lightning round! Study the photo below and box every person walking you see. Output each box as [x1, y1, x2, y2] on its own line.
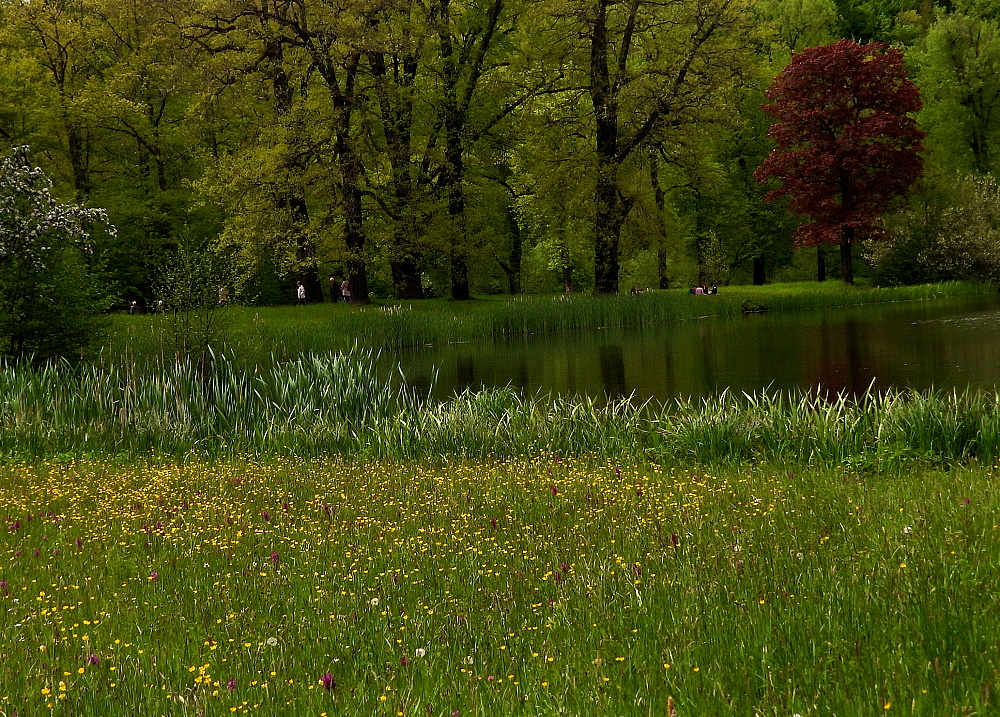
[296, 281, 306, 305]
[340, 277, 352, 304]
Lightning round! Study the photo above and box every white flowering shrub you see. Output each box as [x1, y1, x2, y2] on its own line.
[0, 147, 114, 363]
[872, 172, 1000, 286]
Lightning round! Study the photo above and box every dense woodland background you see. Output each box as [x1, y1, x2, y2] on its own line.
[2, 0, 998, 308]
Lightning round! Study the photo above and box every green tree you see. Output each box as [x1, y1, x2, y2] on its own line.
[539, 0, 757, 294]
[916, 12, 1000, 175]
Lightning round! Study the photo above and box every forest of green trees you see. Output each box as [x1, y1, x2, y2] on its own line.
[2, 0, 1000, 308]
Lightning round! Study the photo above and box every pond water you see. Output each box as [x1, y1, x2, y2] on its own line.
[387, 293, 1000, 402]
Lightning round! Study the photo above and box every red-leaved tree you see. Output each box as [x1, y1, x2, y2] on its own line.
[755, 40, 925, 284]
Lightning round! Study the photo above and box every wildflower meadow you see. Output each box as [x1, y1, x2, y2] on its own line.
[3, 456, 999, 715]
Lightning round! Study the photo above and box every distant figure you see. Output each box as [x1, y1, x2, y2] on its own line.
[694, 286, 704, 295]
[341, 278, 352, 303]
[709, 284, 718, 295]
[630, 285, 640, 295]
[156, 299, 164, 314]
[329, 276, 337, 302]
[217, 285, 228, 305]
[296, 281, 306, 305]
[129, 300, 139, 315]
[689, 286, 697, 294]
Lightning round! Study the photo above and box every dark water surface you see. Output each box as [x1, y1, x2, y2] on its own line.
[386, 294, 1000, 402]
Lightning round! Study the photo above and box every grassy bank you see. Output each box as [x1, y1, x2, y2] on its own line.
[107, 281, 992, 366]
[2, 457, 998, 715]
[3, 352, 1000, 466]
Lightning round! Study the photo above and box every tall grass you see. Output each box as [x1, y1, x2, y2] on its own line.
[5, 352, 1000, 467]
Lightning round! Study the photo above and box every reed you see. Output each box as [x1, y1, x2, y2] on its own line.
[4, 352, 1000, 467]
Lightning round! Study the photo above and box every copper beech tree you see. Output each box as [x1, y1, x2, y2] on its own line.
[755, 40, 925, 284]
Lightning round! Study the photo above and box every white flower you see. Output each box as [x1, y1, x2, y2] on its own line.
[415, 648, 426, 658]
[902, 526, 913, 534]
[369, 598, 380, 607]
[463, 656, 474, 665]
[266, 637, 278, 647]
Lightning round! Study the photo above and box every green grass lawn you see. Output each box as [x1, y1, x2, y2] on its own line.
[2, 457, 997, 716]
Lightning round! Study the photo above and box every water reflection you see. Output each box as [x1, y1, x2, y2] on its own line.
[387, 294, 1000, 403]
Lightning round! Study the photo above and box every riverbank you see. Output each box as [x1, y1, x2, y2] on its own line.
[107, 281, 991, 367]
[2, 456, 996, 716]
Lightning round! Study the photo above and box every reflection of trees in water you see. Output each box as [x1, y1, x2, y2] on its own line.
[456, 356, 475, 391]
[807, 316, 877, 398]
[599, 344, 627, 397]
[697, 326, 719, 392]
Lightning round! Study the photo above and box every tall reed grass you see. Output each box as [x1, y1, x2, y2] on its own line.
[5, 352, 1000, 467]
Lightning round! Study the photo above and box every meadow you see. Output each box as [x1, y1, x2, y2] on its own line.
[3, 457, 999, 716]
[4, 281, 1000, 715]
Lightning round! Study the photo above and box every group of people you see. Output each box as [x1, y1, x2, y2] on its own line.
[295, 277, 352, 305]
[689, 284, 719, 295]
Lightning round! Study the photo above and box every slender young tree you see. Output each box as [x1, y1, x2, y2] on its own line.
[755, 39, 925, 284]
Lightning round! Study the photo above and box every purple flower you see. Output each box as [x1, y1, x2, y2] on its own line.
[262, 510, 270, 522]
[87, 653, 100, 665]
[320, 672, 335, 691]
[149, 571, 159, 581]
[271, 550, 280, 567]
[75, 537, 83, 548]
[490, 517, 498, 528]
[7, 521, 19, 532]
[227, 678, 237, 690]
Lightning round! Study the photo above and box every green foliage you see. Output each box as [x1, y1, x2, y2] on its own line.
[155, 234, 234, 372]
[914, 12, 1000, 175]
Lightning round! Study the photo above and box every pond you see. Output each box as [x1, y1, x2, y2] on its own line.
[387, 293, 1000, 402]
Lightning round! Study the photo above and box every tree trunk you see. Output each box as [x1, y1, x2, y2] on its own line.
[271, 41, 324, 302]
[840, 228, 855, 285]
[817, 245, 827, 282]
[433, 0, 504, 301]
[590, 0, 624, 295]
[658, 249, 670, 289]
[753, 256, 767, 285]
[369, 51, 425, 300]
[505, 204, 522, 295]
[333, 57, 370, 305]
[651, 153, 670, 290]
